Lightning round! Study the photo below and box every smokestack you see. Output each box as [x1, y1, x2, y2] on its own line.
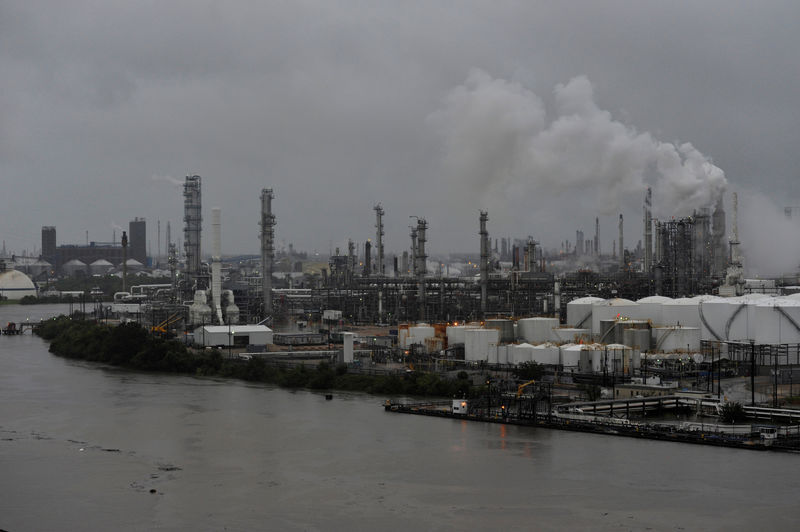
[211, 207, 224, 324]
[479, 211, 489, 317]
[731, 192, 740, 265]
[374, 204, 385, 276]
[594, 217, 599, 256]
[619, 213, 624, 269]
[121, 231, 128, 292]
[260, 188, 275, 317]
[644, 187, 653, 271]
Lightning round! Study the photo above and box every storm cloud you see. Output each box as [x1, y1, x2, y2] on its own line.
[1, 1, 798, 274]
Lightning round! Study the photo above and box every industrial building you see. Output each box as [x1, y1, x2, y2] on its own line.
[41, 218, 148, 273]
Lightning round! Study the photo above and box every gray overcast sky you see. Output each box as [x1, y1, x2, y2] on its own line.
[2, 1, 798, 274]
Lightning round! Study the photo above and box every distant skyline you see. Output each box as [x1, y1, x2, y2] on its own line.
[2, 2, 798, 275]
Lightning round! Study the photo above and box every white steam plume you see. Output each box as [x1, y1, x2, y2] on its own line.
[429, 70, 727, 218]
[737, 189, 800, 276]
[150, 173, 183, 186]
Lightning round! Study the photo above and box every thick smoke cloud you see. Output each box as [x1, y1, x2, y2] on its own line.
[430, 70, 727, 220]
[738, 189, 800, 276]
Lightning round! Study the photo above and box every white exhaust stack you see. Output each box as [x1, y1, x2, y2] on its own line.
[211, 207, 224, 325]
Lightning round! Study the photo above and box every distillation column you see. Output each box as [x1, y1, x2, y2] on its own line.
[374, 204, 384, 276]
[416, 218, 427, 321]
[183, 175, 202, 294]
[260, 188, 275, 317]
[479, 211, 489, 317]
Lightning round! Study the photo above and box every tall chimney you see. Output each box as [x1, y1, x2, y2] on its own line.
[619, 213, 624, 269]
[260, 188, 275, 317]
[374, 204, 384, 276]
[594, 217, 600, 256]
[479, 211, 489, 317]
[644, 187, 653, 271]
[211, 207, 224, 324]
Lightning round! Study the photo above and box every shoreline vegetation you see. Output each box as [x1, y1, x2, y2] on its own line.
[34, 316, 474, 397]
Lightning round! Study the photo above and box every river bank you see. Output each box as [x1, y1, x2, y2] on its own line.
[34, 315, 472, 397]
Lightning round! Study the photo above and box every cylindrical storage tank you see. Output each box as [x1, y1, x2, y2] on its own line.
[697, 296, 733, 341]
[592, 299, 640, 336]
[485, 319, 514, 343]
[754, 298, 800, 344]
[662, 298, 699, 328]
[517, 317, 559, 343]
[606, 344, 634, 375]
[636, 295, 673, 326]
[464, 328, 499, 362]
[651, 326, 701, 352]
[553, 328, 591, 344]
[446, 325, 478, 345]
[560, 344, 583, 369]
[405, 325, 435, 348]
[511, 343, 535, 364]
[566, 296, 605, 329]
[89, 259, 114, 276]
[530, 343, 560, 365]
[623, 328, 651, 351]
[62, 259, 87, 277]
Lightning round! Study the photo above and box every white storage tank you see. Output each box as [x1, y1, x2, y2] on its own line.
[485, 319, 514, 343]
[517, 317, 559, 343]
[623, 328, 651, 351]
[402, 324, 435, 348]
[464, 328, 499, 363]
[530, 343, 560, 365]
[496, 344, 510, 365]
[636, 295, 673, 326]
[652, 326, 701, 352]
[592, 299, 640, 336]
[662, 297, 699, 328]
[511, 343, 535, 364]
[754, 298, 800, 344]
[560, 344, 584, 369]
[446, 325, 479, 345]
[553, 328, 591, 344]
[606, 344, 635, 374]
[566, 296, 605, 329]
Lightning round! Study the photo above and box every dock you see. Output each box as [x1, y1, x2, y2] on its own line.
[384, 398, 800, 453]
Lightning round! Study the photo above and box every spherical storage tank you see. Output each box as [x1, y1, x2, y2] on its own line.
[566, 297, 605, 330]
[754, 298, 800, 344]
[517, 317, 559, 344]
[0, 269, 37, 300]
[592, 299, 640, 336]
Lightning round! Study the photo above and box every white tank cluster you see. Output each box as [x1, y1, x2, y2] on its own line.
[410, 293, 800, 373]
[399, 324, 436, 349]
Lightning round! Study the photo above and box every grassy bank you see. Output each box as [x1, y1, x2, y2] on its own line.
[34, 316, 473, 397]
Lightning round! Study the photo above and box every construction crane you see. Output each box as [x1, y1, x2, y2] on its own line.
[516, 379, 537, 398]
[151, 312, 183, 337]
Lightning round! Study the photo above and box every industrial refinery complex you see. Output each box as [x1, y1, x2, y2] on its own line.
[4, 174, 800, 448]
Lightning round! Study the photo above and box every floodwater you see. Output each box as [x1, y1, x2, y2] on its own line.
[1, 304, 799, 531]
